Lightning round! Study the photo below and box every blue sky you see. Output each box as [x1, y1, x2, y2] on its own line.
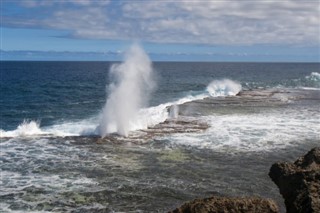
[1, 0, 319, 62]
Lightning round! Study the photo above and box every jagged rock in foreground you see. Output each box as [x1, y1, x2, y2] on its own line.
[269, 147, 320, 213]
[168, 196, 279, 213]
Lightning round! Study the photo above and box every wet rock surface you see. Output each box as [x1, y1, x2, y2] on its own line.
[179, 88, 320, 116]
[95, 118, 208, 144]
[168, 196, 279, 213]
[269, 147, 320, 213]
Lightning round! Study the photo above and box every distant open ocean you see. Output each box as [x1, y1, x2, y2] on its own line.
[1, 61, 319, 212]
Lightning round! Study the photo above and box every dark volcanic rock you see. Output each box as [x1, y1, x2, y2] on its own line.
[168, 196, 279, 213]
[269, 147, 320, 213]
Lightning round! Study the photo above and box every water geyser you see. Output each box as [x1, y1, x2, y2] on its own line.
[99, 44, 155, 137]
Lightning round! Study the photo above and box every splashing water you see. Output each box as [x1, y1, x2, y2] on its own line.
[98, 44, 155, 137]
[306, 72, 320, 81]
[0, 78, 242, 138]
[206, 79, 242, 97]
[169, 105, 179, 119]
[0, 120, 42, 137]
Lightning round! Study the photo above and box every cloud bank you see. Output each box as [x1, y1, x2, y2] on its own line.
[2, 0, 320, 46]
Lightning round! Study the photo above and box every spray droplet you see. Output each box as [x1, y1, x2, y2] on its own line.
[99, 44, 155, 137]
[169, 105, 179, 119]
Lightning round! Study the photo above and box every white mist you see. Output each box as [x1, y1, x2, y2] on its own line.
[99, 44, 155, 137]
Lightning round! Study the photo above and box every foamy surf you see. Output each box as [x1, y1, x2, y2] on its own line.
[2, 60, 320, 213]
[206, 79, 242, 97]
[289, 71, 320, 89]
[7, 61, 319, 141]
[306, 72, 320, 81]
[0, 79, 241, 138]
[0, 118, 99, 138]
[102, 79, 241, 136]
[0, 120, 44, 138]
[165, 107, 320, 152]
[3, 73, 319, 140]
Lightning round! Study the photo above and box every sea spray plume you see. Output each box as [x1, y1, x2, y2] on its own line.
[99, 44, 155, 137]
[169, 105, 179, 119]
[207, 79, 242, 97]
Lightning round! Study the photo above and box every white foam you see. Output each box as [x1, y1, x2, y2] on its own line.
[306, 72, 320, 80]
[1, 79, 241, 138]
[46, 94, 208, 137]
[44, 116, 99, 136]
[107, 81, 240, 135]
[206, 79, 242, 97]
[0, 117, 99, 138]
[0, 203, 50, 213]
[300, 87, 320, 91]
[0, 120, 44, 138]
[303, 72, 320, 88]
[121, 93, 209, 134]
[0, 137, 104, 212]
[166, 108, 320, 152]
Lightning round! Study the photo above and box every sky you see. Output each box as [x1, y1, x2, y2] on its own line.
[1, 0, 320, 62]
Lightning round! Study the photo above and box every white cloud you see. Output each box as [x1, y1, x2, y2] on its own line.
[4, 0, 320, 45]
[69, 0, 110, 6]
[20, 0, 110, 7]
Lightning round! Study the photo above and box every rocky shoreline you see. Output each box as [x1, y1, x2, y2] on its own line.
[169, 147, 320, 213]
[269, 147, 320, 213]
[169, 196, 279, 213]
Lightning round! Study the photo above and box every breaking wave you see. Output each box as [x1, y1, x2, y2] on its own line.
[306, 72, 320, 81]
[302, 72, 320, 89]
[0, 79, 241, 138]
[286, 72, 320, 89]
[206, 79, 242, 97]
[0, 120, 43, 138]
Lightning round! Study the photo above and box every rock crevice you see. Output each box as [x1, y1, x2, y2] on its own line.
[269, 147, 320, 213]
[169, 147, 320, 213]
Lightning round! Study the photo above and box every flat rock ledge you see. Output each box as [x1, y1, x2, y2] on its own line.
[168, 196, 279, 213]
[269, 147, 320, 213]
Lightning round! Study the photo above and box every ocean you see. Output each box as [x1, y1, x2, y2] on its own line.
[1, 59, 319, 212]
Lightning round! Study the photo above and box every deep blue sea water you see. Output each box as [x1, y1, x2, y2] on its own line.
[0, 61, 320, 212]
[1, 61, 319, 130]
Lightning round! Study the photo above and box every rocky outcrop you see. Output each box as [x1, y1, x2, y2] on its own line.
[169, 148, 320, 213]
[168, 196, 279, 213]
[269, 147, 320, 213]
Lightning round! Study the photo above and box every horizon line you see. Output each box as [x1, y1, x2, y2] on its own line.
[1, 60, 319, 63]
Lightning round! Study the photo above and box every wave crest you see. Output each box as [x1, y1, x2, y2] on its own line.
[1, 79, 242, 138]
[0, 120, 43, 137]
[306, 72, 320, 81]
[207, 79, 242, 97]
